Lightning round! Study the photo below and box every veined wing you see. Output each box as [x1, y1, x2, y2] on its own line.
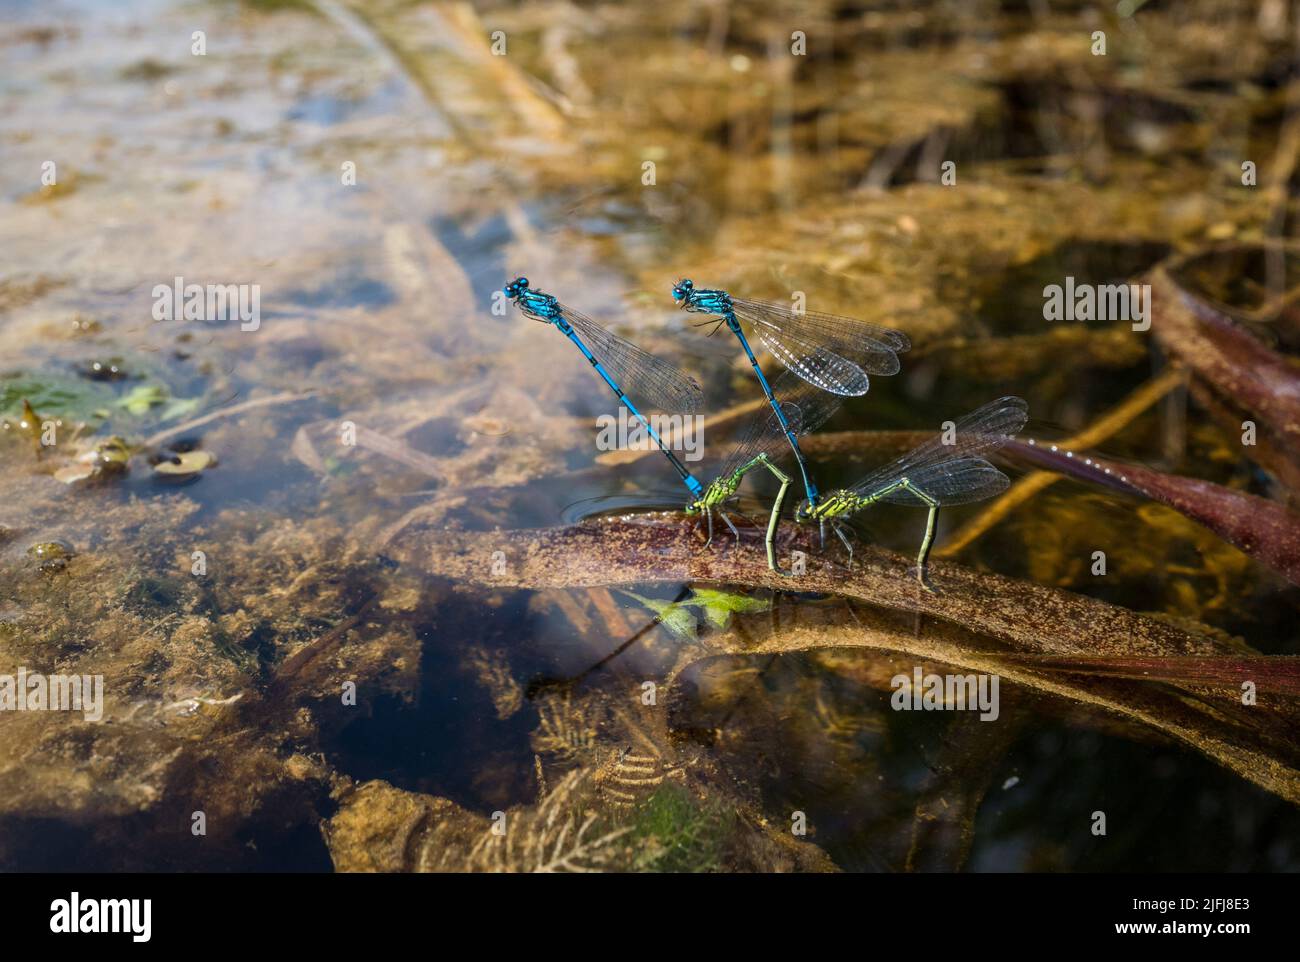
[848, 396, 1028, 498]
[755, 335, 870, 396]
[716, 369, 846, 475]
[766, 366, 847, 437]
[873, 457, 1011, 506]
[562, 305, 703, 414]
[731, 297, 911, 377]
[716, 399, 804, 477]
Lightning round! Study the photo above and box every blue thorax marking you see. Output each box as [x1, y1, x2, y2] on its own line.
[513, 289, 564, 323]
[683, 288, 733, 315]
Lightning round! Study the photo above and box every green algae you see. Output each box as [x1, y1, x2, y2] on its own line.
[628, 784, 735, 873]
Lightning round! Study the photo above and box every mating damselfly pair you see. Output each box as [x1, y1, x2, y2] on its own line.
[504, 276, 1027, 588]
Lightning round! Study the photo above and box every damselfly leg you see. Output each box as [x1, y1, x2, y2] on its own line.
[831, 519, 854, 565]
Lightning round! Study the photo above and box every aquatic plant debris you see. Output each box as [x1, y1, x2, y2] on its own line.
[1149, 254, 1300, 485]
[618, 587, 772, 637]
[151, 450, 216, 480]
[3, 0, 1300, 881]
[1007, 439, 1300, 587]
[389, 515, 1300, 805]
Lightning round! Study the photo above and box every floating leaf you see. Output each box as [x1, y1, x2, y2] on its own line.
[116, 384, 167, 416]
[681, 587, 772, 629]
[152, 450, 216, 479]
[0, 373, 112, 422]
[618, 587, 772, 635]
[159, 396, 201, 421]
[618, 589, 698, 639]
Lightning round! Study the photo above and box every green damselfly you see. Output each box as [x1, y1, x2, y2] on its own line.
[793, 396, 1028, 589]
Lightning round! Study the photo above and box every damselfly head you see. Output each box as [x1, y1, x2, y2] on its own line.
[794, 499, 814, 523]
[671, 278, 694, 304]
[503, 276, 530, 298]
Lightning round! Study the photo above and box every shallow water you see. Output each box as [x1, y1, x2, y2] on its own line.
[1, 0, 1298, 872]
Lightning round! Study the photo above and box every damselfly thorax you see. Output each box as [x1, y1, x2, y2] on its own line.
[798, 490, 862, 521]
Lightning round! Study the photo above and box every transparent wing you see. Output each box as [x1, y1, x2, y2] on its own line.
[732, 297, 911, 378]
[717, 400, 804, 477]
[765, 366, 847, 437]
[562, 306, 703, 414]
[874, 457, 1010, 506]
[754, 334, 871, 396]
[848, 396, 1028, 498]
[716, 369, 846, 475]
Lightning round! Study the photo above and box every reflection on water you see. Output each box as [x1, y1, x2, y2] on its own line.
[1, 0, 1298, 872]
